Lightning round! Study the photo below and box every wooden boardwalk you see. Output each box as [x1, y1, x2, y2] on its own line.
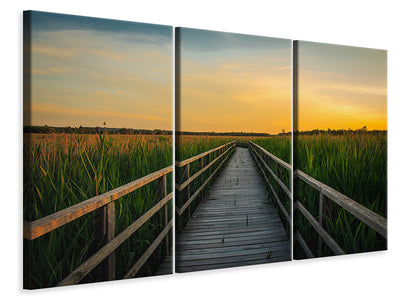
[174, 147, 290, 273]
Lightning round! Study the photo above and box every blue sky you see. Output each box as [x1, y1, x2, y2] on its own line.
[25, 11, 172, 130]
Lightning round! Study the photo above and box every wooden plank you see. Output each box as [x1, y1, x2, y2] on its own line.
[175, 147, 290, 272]
[24, 166, 173, 240]
[179, 227, 288, 239]
[176, 250, 290, 267]
[176, 243, 291, 259]
[177, 233, 288, 246]
[57, 193, 172, 286]
[177, 238, 291, 252]
[295, 169, 387, 238]
[176, 141, 235, 167]
[176, 257, 286, 272]
[294, 201, 345, 255]
[123, 220, 173, 279]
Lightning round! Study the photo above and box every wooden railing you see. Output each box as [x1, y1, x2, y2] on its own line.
[175, 141, 236, 225]
[248, 141, 291, 226]
[293, 169, 387, 257]
[23, 166, 173, 286]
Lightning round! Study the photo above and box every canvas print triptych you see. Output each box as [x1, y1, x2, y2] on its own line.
[23, 11, 387, 289]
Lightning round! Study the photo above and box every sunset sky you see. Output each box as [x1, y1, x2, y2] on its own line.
[25, 11, 172, 130]
[178, 28, 291, 134]
[296, 41, 387, 131]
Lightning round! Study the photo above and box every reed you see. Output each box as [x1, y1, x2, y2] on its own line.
[24, 132, 172, 288]
[293, 132, 387, 257]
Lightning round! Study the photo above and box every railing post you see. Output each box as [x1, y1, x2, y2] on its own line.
[206, 153, 210, 189]
[318, 191, 324, 254]
[185, 164, 191, 220]
[106, 202, 115, 280]
[277, 163, 281, 182]
[200, 157, 204, 201]
[92, 200, 115, 281]
[158, 174, 169, 256]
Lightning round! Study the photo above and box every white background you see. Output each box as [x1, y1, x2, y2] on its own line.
[1, 0, 399, 299]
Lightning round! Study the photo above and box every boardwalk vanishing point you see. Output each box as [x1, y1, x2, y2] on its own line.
[157, 146, 291, 274]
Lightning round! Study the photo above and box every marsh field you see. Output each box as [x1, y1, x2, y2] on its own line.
[294, 131, 387, 257]
[23, 132, 172, 288]
[24, 131, 387, 286]
[177, 132, 387, 257]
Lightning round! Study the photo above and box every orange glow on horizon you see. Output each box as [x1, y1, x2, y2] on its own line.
[296, 42, 387, 132]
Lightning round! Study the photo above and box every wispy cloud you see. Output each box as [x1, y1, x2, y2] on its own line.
[29, 17, 172, 130]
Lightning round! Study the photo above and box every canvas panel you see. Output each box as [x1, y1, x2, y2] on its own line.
[293, 40, 387, 259]
[23, 11, 173, 289]
[175, 27, 292, 272]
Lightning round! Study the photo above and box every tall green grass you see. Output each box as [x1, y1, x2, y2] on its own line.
[24, 132, 172, 288]
[251, 136, 291, 164]
[176, 135, 234, 161]
[294, 132, 387, 258]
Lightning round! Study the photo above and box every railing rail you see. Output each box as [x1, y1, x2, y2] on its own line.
[24, 166, 173, 286]
[175, 141, 236, 218]
[248, 141, 291, 225]
[294, 169, 387, 257]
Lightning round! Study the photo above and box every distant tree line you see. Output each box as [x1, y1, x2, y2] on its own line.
[176, 131, 276, 137]
[293, 126, 386, 136]
[23, 125, 172, 135]
[24, 125, 385, 137]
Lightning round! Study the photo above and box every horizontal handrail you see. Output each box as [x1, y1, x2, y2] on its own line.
[294, 201, 345, 255]
[176, 150, 233, 216]
[176, 144, 236, 191]
[24, 166, 173, 240]
[176, 141, 236, 167]
[294, 169, 387, 239]
[251, 149, 291, 223]
[249, 143, 291, 198]
[123, 219, 173, 279]
[58, 192, 173, 286]
[248, 141, 291, 224]
[249, 141, 291, 171]
[175, 141, 236, 216]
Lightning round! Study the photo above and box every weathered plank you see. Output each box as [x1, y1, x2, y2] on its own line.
[175, 147, 290, 272]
